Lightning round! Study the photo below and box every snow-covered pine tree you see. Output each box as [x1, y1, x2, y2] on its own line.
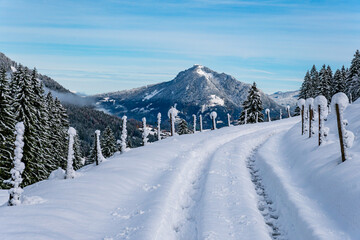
[66, 127, 76, 179]
[72, 134, 83, 170]
[157, 113, 161, 140]
[318, 65, 332, 102]
[142, 117, 149, 146]
[12, 67, 46, 186]
[6, 122, 25, 206]
[238, 82, 264, 124]
[177, 119, 191, 135]
[332, 67, 347, 95]
[0, 67, 15, 189]
[120, 116, 128, 152]
[299, 71, 311, 99]
[309, 65, 320, 97]
[101, 126, 117, 158]
[346, 50, 360, 101]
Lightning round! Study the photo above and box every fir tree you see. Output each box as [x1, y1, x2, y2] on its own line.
[332, 66, 347, 95]
[238, 82, 264, 124]
[346, 50, 360, 101]
[0, 67, 15, 189]
[318, 65, 332, 102]
[299, 71, 311, 99]
[101, 126, 117, 158]
[177, 119, 192, 135]
[309, 65, 320, 97]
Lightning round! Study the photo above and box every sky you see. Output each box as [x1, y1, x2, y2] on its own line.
[0, 0, 359, 95]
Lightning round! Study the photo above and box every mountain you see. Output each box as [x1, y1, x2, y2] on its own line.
[94, 65, 285, 127]
[269, 90, 300, 111]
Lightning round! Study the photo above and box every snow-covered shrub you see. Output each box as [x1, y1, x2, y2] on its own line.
[157, 113, 161, 140]
[192, 114, 196, 133]
[121, 116, 128, 152]
[168, 106, 179, 136]
[297, 99, 306, 134]
[306, 98, 315, 137]
[314, 95, 328, 145]
[265, 108, 271, 122]
[210, 111, 217, 130]
[6, 122, 25, 206]
[95, 130, 105, 165]
[199, 114, 203, 132]
[66, 127, 76, 179]
[331, 92, 354, 161]
[227, 113, 231, 127]
[142, 117, 149, 146]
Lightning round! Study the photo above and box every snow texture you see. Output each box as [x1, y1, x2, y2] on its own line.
[265, 109, 271, 122]
[121, 116, 128, 152]
[210, 111, 217, 129]
[7, 122, 25, 206]
[95, 130, 105, 163]
[168, 106, 179, 136]
[66, 127, 76, 179]
[142, 117, 149, 146]
[157, 113, 161, 141]
[331, 92, 349, 112]
[192, 114, 196, 133]
[297, 99, 305, 108]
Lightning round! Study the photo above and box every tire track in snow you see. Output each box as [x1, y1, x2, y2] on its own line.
[247, 150, 285, 240]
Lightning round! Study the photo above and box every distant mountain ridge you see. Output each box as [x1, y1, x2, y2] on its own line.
[94, 65, 285, 127]
[269, 90, 300, 111]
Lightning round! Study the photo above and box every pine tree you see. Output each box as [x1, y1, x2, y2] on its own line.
[177, 119, 191, 135]
[0, 67, 16, 189]
[346, 50, 360, 101]
[318, 65, 332, 102]
[309, 65, 320, 97]
[72, 134, 83, 170]
[299, 71, 311, 99]
[101, 126, 117, 158]
[238, 82, 264, 124]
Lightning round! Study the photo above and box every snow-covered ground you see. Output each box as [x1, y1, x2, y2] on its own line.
[0, 100, 359, 239]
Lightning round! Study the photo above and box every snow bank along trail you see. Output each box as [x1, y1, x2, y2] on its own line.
[0, 117, 297, 240]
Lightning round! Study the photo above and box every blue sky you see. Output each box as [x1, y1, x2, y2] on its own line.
[0, 0, 359, 95]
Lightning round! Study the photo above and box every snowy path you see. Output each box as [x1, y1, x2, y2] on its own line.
[5, 116, 350, 240]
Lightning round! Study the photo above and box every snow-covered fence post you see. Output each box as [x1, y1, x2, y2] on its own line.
[287, 105, 291, 118]
[349, 93, 352, 104]
[6, 122, 25, 206]
[192, 114, 196, 133]
[279, 109, 282, 120]
[265, 109, 271, 122]
[244, 109, 247, 125]
[168, 106, 178, 136]
[314, 96, 328, 146]
[306, 98, 314, 138]
[157, 113, 161, 140]
[199, 114, 203, 132]
[95, 130, 105, 165]
[297, 99, 306, 135]
[121, 116, 128, 152]
[66, 127, 76, 179]
[142, 117, 149, 146]
[256, 112, 259, 123]
[210, 111, 217, 130]
[331, 93, 354, 162]
[227, 113, 231, 127]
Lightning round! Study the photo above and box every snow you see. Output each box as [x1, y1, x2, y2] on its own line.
[305, 97, 314, 108]
[210, 111, 217, 129]
[297, 98, 305, 108]
[6, 122, 25, 206]
[142, 89, 163, 101]
[121, 116, 128, 152]
[2, 100, 360, 239]
[95, 130, 105, 163]
[314, 95, 328, 119]
[331, 92, 349, 112]
[142, 117, 149, 146]
[168, 106, 179, 136]
[192, 114, 196, 133]
[195, 65, 213, 80]
[208, 94, 225, 107]
[66, 127, 76, 179]
[157, 113, 161, 141]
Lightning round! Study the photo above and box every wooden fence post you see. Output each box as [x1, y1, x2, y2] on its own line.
[309, 106, 313, 138]
[335, 104, 346, 162]
[170, 113, 173, 136]
[301, 105, 304, 135]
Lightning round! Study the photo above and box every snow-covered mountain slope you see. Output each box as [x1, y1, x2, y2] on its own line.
[269, 90, 300, 110]
[94, 65, 285, 127]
